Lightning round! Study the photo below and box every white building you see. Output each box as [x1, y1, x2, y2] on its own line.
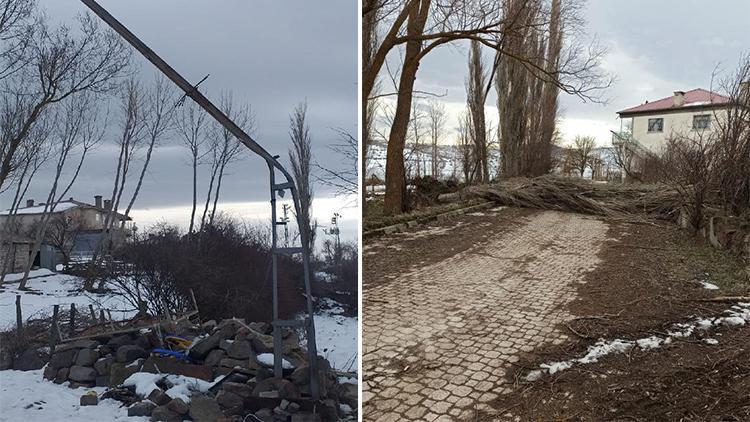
[610, 88, 738, 181]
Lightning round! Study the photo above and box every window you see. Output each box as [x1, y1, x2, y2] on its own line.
[647, 118, 664, 133]
[693, 114, 711, 130]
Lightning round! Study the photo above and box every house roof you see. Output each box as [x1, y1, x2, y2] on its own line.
[617, 88, 732, 116]
[0, 199, 131, 220]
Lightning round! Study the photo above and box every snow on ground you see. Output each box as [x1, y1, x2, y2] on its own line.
[700, 281, 719, 290]
[122, 372, 221, 403]
[0, 271, 136, 330]
[302, 298, 358, 374]
[256, 353, 294, 369]
[526, 302, 750, 381]
[0, 369, 146, 422]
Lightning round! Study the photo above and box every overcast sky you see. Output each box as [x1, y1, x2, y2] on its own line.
[398, 0, 750, 147]
[1, 0, 357, 242]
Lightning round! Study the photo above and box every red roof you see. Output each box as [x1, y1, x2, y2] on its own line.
[617, 88, 731, 115]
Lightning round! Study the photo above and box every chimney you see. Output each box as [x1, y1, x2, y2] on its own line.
[26, 199, 34, 207]
[94, 195, 102, 208]
[103, 199, 112, 210]
[673, 91, 685, 107]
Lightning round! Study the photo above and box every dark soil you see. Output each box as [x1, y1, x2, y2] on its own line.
[363, 207, 536, 290]
[489, 219, 750, 421]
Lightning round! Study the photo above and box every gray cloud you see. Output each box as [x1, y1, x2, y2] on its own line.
[2, 0, 357, 214]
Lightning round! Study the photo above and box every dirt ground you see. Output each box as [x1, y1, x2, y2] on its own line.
[362, 206, 749, 422]
[491, 220, 750, 422]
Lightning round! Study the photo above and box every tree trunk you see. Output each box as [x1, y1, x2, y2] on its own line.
[383, 0, 429, 215]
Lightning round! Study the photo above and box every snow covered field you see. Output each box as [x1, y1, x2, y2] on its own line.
[0, 369, 146, 422]
[0, 269, 358, 419]
[0, 270, 136, 330]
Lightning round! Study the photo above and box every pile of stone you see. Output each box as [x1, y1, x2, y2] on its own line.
[41, 318, 356, 421]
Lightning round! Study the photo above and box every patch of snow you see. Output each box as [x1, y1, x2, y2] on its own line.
[527, 303, 750, 381]
[700, 281, 719, 290]
[122, 372, 218, 403]
[338, 376, 357, 384]
[314, 271, 336, 284]
[256, 354, 294, 369]
[0, 369, 145, 421]
[0, 202, 79, 216]
[339, 403, 353, 414]
[306, 304, 358, 372]
[636, 336, 663, 350]
[0, 271, 136, 329]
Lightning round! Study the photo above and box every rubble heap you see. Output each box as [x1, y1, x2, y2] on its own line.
[42, 318, 356, 421]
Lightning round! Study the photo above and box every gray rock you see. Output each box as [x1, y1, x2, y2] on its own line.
[188, 333, 221, 359]
[109, 362, 140, 386]
[79, 393, 98, 406]
[188, 395, 225, 421]
[55, 339, 99, 353]
[219, 339, 233, 352]
[49, 349, 77, 369]
[222, 382, 253, 398]
[203, 349, 225, 367]
[95, 375, 109, 387]
[43, 365, 57, 380]
[94, 356, 115, 376]
[150, 405, 181, 421]
[215, 390, 243, 409]
[75, 349, 100, 367]
[291, 413, 322, 422]
[13, 349, 45, 371]
[127, 401, 156, 417]
[68, 365, 97, 382]
[255, 408, 274, 422]
[54, 367, 69, 384]
[219, 357, 248, 369]
[166, 398, 189, 415]
[116, 345, 147, 363]
[107, 334, 134, 349]
[148, 388, 171, 406]
[340, 382, 357, 408]
[226, 340, 253, 360]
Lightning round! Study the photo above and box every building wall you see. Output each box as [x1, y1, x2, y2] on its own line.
[630, 108, 728, 153]
[0, 242, 30, 274]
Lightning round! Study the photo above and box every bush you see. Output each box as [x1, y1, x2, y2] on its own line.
[107, 217, 305, 323]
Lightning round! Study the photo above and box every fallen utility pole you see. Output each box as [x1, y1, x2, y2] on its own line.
[79, 0, 320, 400]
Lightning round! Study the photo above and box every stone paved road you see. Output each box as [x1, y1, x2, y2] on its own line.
[362, 209, 610, 421]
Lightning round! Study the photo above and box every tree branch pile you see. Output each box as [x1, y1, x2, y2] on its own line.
[470, 176, 683, 220]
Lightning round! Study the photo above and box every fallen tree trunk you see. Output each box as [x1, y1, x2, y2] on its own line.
[468, 176, 684, 220]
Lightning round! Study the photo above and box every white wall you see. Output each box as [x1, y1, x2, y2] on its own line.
[630, 108, 727, 152]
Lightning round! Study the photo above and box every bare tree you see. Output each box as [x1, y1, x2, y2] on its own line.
[203, 92, 253, 228]
[660, 131, 717, 233]
[119, 75, 176, 229]
[288, 101, 317, 256]
[569, 135, 595, 178]
[44, 212, 86, 269]
[456, 111, 473, 183]
[407, 99, 425, 178]
[0, 0, 34, 82]
[19, 92, 104, 289]
[315, 128, 358, 198]
[0, 12, 130, 190]
[467, 40, 489, 182]
[96, 79, 147, 265]
[426, 99, 447, 179]
[365, 0, 610, 214]
[176, 101, 208, 234]
[712, 54, 750, 216]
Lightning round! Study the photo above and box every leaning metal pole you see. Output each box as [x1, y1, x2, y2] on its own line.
[78, 0, 320, 400]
